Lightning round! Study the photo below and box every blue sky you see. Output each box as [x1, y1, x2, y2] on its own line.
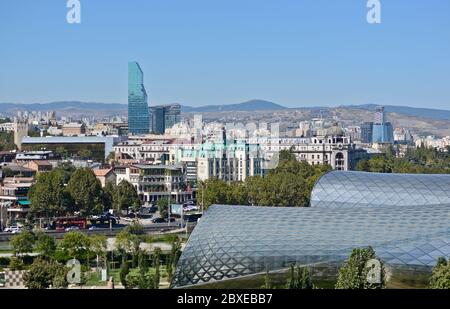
[0, 0, 449, 109]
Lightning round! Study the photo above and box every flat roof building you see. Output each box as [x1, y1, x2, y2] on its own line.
[21, 136, 117, 160]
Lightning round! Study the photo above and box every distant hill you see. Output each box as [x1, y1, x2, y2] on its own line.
[346, 104, 450, 121]
[181, 100, 287, 113]
[2, 100, 450, 122]
[0, 101, 126, 113]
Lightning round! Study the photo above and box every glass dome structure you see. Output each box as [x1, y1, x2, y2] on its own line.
[172, 171, 450, 288]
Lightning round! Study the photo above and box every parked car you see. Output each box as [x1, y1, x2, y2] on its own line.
[165, 217, 176, 223]
[151, 217, 166, 224]
[184, 205, 199, 212]
[5, 226, 22, 234]
[65, 226, 80, 232]
[88, 226, 102, 231]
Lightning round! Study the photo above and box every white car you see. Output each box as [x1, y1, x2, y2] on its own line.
[5, 226, 22, 234]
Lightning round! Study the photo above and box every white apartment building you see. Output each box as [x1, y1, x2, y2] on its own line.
[114, 164, 194, 204]
[250, 125, 366, 171]
[170, 140, 264, 182]
[114, 139, 176, 163]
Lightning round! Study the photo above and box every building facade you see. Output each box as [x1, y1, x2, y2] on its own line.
[114, 164, 194, 204]
[128, 62, 150, 135]
[62, 123, 85, 136]
[170, 140, 264, 182]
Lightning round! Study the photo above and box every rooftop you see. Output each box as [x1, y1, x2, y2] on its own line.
[22, 136, 112, 144]
[92, 168, 114, 177]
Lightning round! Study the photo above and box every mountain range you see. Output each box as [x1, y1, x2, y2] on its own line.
[1, 100, 450, 121]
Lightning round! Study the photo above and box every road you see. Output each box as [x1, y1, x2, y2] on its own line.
[0, 220, 193, 242]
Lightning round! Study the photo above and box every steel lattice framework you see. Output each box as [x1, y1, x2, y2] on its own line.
[172, 171, 450, 288]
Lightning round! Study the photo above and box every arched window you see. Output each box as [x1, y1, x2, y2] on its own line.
[335, 152, 345, 170]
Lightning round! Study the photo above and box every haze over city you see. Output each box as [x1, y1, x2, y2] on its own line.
[1, 0, 450, 109]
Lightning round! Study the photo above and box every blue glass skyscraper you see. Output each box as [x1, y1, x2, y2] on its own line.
[372, 106, 394, 143]
[128, 62, 150, 134]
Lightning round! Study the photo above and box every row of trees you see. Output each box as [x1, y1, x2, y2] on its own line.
[9, 224, 183, 289]
[357, 145, 450, 174]
[28, 166, 140, 219]
[198, 150, 331, 209]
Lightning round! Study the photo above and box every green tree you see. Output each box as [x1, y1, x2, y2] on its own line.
[429, 257, 450, 289]
[166, 237, 182, 283]
[113, 180, 141, 214]
[8, 256, 25, 271]
[197, 179, 232, 210]
[55, 146, 69, 158]
[66, 168, 104, 216]
[115, 230, 133, 263]
[261, 269, 273, 289]
[285, 265, 313, 289]
[107, 151, 116, 162]
[138, 250, 149, 276]
[119, 261, 130, 288]
[29, 169, 71, 220]
[197, 151, 331, 210]
[60, 231, 91, 260]
[125, 221, 145, 235]
[0, 132, 16, 151]
[102, 182, 115, 210]
[35, 231, 57, 258]
[157, 198, 170, 219]
[11, 230, 35, 257]
[78, 149, 92, 160]
[152, 247, 161, 289]
[90, 234, 108, 271]
[335, 247, 386, 289]
[23, 257, 68, 289]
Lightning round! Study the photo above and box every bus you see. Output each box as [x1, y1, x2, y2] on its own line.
[52, 217, 87, 232]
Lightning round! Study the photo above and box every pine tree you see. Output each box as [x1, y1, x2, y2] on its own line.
[335, 247, 385, 289]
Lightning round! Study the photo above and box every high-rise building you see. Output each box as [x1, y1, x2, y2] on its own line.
[150, 104, 182, 134]
[128, 62, 150, 134]
[372, 106, 394, 143]
[150, 106, 166, 134]
[361, 122, 373, 143]
[374, 106, 385, 125]
[164, 104, 181, 130]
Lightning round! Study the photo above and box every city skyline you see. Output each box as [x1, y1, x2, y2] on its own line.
[1, 1, 450, 109]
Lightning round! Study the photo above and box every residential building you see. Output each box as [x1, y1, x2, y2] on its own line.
[23, 160, 53, 173]
[114, 164, 194, 204]
[255, 125, 366, 171]
[170, 139, 264, 182]
[93, 168, 116, 188]
[0, 177, 34, 226]
[62, 123, 85, 136]
[360, 122, 374, 144]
